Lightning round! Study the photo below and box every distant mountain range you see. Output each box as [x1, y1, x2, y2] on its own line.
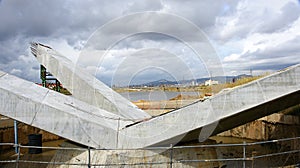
[130, 74, 252, 87]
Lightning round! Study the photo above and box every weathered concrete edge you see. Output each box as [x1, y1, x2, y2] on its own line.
[0, 71, 130, 148]
[32, 43, 151, 120]
[118, 64, 300, 148]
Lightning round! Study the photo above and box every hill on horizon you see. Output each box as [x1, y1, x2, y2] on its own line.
[129, 74, 252, 87]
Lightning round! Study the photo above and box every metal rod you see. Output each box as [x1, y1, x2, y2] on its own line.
[16, 144, 20, 168]
[170, 144, 173, 168]
[14, 120, 18, 154]
[0, 143, 15, 146]
[6, 136, 300, 151]
[179, 158, 251, 162]
[40, 65, 46, 87]
[88, 146, 91, 168]
[0, 136, 299, 167]
[252, 149, 300, 159]
[243, 141, 246, 168]
[15, 159, 169, 166]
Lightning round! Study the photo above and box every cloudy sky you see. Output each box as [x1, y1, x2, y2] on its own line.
[0, 0, 300, 86]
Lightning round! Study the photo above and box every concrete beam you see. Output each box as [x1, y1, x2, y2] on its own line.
[30, 43, 151, 121]
[0, 43, 298, 149]
[0, 71, 131, 148]
[118, 64, 300, 148]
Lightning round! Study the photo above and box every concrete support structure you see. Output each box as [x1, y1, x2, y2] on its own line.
[116, 63, 300, 148]
[0, 43, 299, 149]
[0, 71, 130, 148]
[30, 43, 150, 121]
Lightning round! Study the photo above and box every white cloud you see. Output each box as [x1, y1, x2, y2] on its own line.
[215, 0, 299, 40]
[223, 54, 241, 62]
[0, 0, 299, 84]
[214, 0, 300, 75]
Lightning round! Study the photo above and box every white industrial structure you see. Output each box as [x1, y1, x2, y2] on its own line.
[205, 79, 219, 86]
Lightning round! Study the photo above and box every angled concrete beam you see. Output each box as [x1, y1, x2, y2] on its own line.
[0, 71, 131, 148]
[117, 64, 300, 148]
[1, 42, 299, 149]
[30, 43, 151, 121]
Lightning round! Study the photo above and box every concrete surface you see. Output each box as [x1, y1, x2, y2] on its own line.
[0, 43, 299, 149]
[0, 71, 130, 148]
[46, 141, 222, 168]
[30, 43, 150, 121]
[117, 64, 300, 148]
